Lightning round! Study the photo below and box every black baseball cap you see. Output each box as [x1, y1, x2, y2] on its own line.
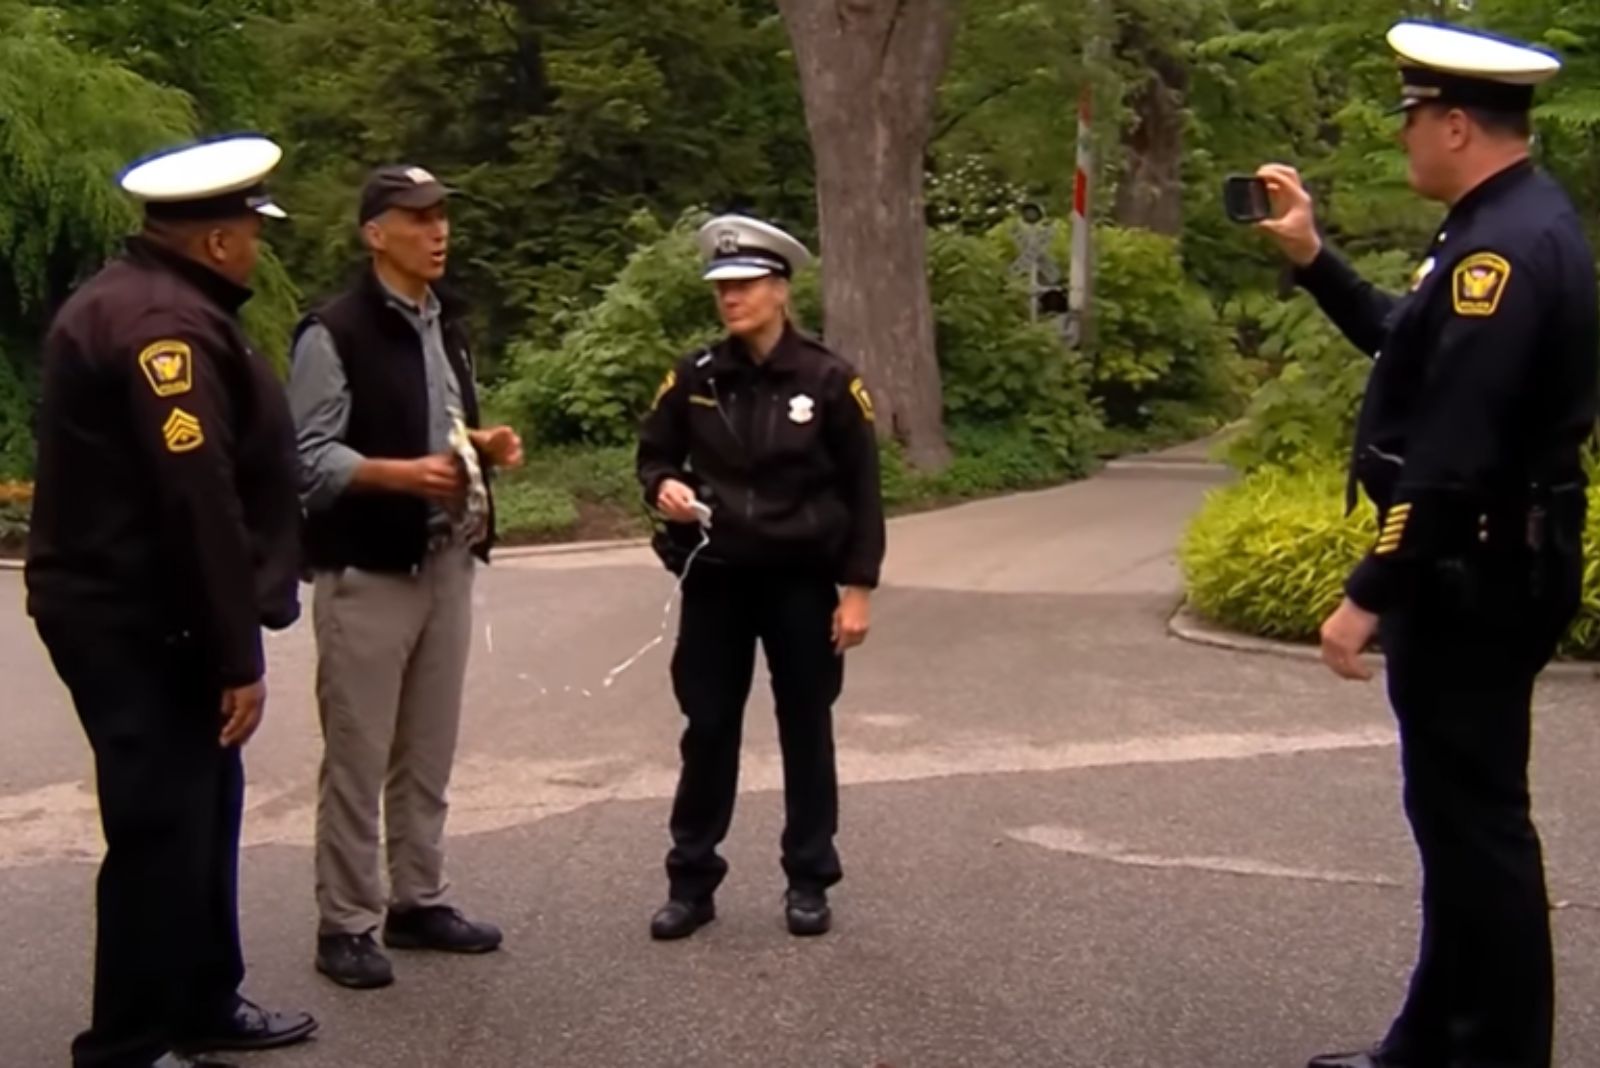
[358, 164, 456, 224]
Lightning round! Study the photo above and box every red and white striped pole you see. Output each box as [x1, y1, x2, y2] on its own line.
[1067, 80, 1094, 346]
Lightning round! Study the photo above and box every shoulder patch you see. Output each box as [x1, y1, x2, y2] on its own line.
[651, 369, 677, 411]
[138, 339, 193, 397]
[849, 377, 875, 424]
[161, 408, 204, 453]
[1452, 252, 1511, 317]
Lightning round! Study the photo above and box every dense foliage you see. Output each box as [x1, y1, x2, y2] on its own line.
[2, 0, 1597, 543]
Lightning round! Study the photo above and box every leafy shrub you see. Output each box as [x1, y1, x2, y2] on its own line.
[928, 228, 1102, 473]
[1182, 461, 1600, 660]
[497, 210, 821, 447]
[1180, 464, 1372, 641]
[498, 211, 1105, 474]
[0, 480, 28, 550]
[518, 445, 639, 509]
[1054, 225, 1245, 432]
[879, 421, 1092, 512]
[1220, 250, 1412, 472]
[0, 342, 37, 480]
[489, 445, 644, 543]
[492, 481, 580, 542]
[0, 502, 26, 550]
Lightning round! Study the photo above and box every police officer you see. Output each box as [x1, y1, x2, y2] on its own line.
[26, 136, 317, 1068]
[1254, 23, 1596, 1068]
[637, 214, 886, 940]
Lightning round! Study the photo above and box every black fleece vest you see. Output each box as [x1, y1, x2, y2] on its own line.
[297, 270, 492, 573]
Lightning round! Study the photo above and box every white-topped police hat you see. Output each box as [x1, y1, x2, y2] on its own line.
[696, 214, 812, 282]
[1386, 21, 1561, 113]
[119, 134, 287, 222]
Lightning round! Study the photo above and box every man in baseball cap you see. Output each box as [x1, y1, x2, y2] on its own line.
[356, 164, 457, 225]
[288, 165, 521, 989]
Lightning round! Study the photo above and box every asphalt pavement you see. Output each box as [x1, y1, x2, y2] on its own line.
[2, 443, 1596, 1067]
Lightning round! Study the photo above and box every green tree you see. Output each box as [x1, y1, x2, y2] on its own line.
[0, 0, 194, 474]
[263, 0, 811, 367]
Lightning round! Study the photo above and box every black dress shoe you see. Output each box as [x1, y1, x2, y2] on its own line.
[784, 889, 831, 936]
[384, 905, 503, 953]
[151, 1054, 236, 1068]
[173, 997, 317, 1053]
[650, 897, 716, 940]
[317, 932, 395, 989]
[1307, 1050, 1417, 1068]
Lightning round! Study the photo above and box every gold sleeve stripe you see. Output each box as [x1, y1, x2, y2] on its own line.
[651, 370, 677, 411]
[1374, 504, 1410, 555]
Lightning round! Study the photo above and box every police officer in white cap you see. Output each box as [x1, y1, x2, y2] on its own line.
[1253, 23, 1596, 1068]
[637, 214, 886, 940]
[26, 135, 316, 1068]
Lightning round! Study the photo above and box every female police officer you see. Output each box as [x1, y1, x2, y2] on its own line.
[636, 214, 886, 940]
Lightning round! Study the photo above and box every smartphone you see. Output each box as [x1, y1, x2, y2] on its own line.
[1223, 175, 1271, 223]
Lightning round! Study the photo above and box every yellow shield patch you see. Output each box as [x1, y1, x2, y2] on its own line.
[162, 408, 204, 453]
[1452, 253, 1511, 317]
[849, 377, 875, 423]
[651, 369, 677, 411]
[138, 339, 193, 397]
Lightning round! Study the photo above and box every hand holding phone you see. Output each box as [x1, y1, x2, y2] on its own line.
[1223, 174, 1271, 223]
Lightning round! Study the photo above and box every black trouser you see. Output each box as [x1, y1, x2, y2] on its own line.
[1376, 543, 1579, 1068]
[664, 564, 844, 901]
[36, 618, 246, 1068]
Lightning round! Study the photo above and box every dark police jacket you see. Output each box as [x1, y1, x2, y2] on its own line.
[26, 237, 302, 686]
[294, 270, 493, 574]
[637, 326, 886, 588]
[1295, 160, 1598, 613]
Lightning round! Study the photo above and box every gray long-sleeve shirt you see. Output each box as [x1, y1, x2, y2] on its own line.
[287, 280, 463, 517]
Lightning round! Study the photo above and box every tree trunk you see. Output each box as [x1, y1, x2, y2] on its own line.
[777, 0, 956, 470]
[1112, 18, 1187, 236]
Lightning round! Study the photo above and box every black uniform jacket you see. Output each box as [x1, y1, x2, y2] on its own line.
[1295, 160, 1598, 613]
[637, 326, 886, 589]
[26, 237, 302, 687]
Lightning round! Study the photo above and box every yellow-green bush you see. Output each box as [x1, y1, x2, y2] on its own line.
[1181, 463, 1600, 659]
[1180, 465, 1372, 642]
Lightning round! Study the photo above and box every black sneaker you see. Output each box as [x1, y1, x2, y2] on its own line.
[151, 1055, 236, 1068]
[383, 905, 503, 954]
[649, 898, 716, 940]
[315, 932, 394, 989]
[784, 889, 831, 936]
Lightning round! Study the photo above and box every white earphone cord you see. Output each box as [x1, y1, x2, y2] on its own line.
[600, 524, 712, 689]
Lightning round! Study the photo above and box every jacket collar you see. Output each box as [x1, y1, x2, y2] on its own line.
[1448, 157, 1534, 223]
[124, 236, 253, 315]
[356, 264, 465, 321]
[718, 323, 807, 377]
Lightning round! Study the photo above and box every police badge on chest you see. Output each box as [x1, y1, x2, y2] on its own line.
[788, 394, 815, 424]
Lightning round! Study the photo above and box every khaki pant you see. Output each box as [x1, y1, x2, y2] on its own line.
[311, 548, 475, 936]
